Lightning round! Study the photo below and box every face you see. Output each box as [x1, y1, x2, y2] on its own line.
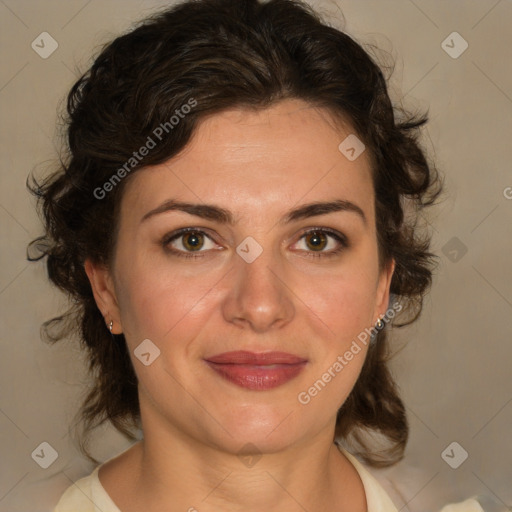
[86, 99, 394, 455]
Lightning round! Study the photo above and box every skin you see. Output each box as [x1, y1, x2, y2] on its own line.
[85, 98, 395, 512]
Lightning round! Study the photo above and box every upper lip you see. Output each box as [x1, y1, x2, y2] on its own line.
[205, 351, 307, 365]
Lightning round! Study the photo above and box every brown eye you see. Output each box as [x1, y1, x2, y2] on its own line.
[291, 228, 348, 258]
[305, 231, 327, 251]
[164, 229, 219, 257]
[182, 231, 204, 251]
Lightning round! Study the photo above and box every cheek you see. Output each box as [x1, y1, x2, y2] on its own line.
[113, 233, 380, 356]
[113, 251, 224, 349]
[303, 264, 379, 342]
[296, 271, 376, 411]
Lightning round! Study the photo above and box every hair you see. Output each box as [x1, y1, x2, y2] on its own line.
[28, 0, 442, 467]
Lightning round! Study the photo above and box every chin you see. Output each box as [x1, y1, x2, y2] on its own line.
[208, 403, 311, 454]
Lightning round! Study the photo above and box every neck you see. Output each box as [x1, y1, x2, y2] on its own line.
[127, 423, 366, 512]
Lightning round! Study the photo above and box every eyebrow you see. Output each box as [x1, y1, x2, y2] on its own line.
[140, 198, 366, 225]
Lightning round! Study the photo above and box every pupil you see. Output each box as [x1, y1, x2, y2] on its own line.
[307, 232, 326, 250]
[184, 232, 203, 251]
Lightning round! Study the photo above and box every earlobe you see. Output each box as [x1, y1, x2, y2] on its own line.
[84, 259, 122, 333]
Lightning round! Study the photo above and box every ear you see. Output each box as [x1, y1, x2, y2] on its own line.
[84, 259, 123, 334]
[374, 258, 395, 322]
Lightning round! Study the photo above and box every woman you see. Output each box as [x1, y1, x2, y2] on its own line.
[29, 0, 447, 510]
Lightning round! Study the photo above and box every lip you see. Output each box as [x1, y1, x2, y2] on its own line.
[205, 351, 308, 391]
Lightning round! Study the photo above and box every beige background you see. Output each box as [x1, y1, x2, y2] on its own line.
[1, 0, 511, 511]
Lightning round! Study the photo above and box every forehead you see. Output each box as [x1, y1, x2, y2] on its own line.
[120, 99, 374, 225]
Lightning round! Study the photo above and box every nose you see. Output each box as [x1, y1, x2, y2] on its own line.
[221, 248, 295, 333]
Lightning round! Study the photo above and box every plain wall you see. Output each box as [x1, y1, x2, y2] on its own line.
[0, 0, 511, 510]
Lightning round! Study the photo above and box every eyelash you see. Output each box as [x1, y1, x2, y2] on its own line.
[161, 227, 348, 260]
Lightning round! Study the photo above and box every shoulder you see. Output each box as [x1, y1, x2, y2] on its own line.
[53, 466, 120, 512]
[53, 467, 98, 512]
[337, 444, 399, 512]
[338, 446, 489, 512]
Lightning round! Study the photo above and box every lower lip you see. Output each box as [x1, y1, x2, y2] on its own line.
[205, 362, 307, 390]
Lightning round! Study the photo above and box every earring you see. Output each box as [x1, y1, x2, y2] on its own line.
[370, 318, 385, 346]
[108, 320, 113, 333]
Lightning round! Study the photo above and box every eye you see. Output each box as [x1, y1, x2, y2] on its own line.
[292, 228, 348, 258]
[162, 228, 220, 259]
[162, 227, 348, 260]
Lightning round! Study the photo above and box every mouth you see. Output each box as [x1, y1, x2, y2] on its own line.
[204, 351, 308, 391]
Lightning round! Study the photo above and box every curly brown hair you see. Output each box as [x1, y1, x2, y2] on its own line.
[28, 0, 441, 467]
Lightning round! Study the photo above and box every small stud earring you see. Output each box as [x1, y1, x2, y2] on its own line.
[108, 320, 113, 333]
[370, 318, 385, 346]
